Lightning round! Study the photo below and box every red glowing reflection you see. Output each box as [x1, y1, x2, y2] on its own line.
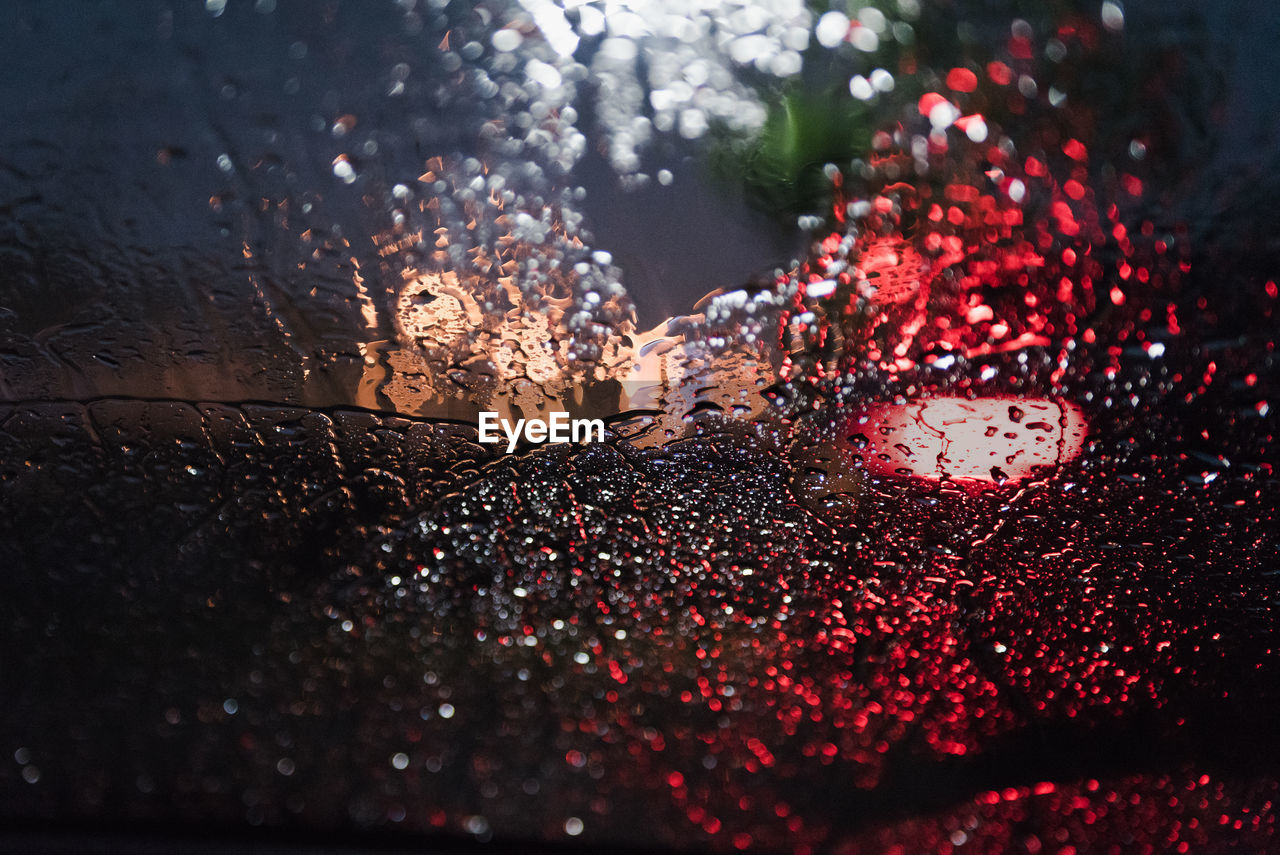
[847, 396, 1087, 484]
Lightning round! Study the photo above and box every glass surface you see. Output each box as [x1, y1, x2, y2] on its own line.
[2, 1, 1277, 852]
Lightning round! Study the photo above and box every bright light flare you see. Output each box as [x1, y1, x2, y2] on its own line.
[847, 396, 1087, 484]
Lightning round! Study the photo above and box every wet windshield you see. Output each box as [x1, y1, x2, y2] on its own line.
[2, 0, 1278, 851]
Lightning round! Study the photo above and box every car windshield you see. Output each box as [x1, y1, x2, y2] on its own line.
[2, 0, 1278, 852]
